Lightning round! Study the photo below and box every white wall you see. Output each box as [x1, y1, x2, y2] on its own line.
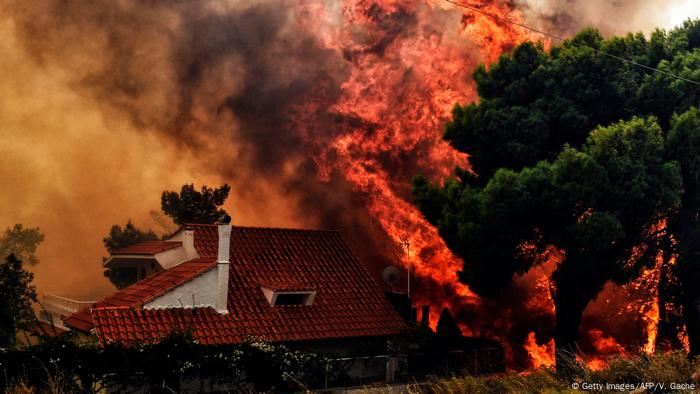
[144, 267, 218, 309]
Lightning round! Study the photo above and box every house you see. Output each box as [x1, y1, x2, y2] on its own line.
[60, 220, 406, 389]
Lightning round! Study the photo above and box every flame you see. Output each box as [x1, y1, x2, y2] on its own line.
[293, 0, 672, 367]
[588, 329, 625, 354]
[291, 0, 535, 329]
[640, 258, 662, 354]
[622, 249, 669, 355]
[524, 331, 555, 369]
[679, 325, 690, 353]
[582, 329, 625, 370]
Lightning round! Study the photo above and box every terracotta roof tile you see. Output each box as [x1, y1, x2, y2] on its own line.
[64, 258, 215, 332]
[76, 225, 405, 344]
[111, 240, 182, 255]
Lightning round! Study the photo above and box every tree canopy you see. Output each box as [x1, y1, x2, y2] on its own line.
[0, 254, 37, 348]
[102, 184, 231, 289]
[102, 220, 158, 289]
[103, 220, 158, 253]
[161, 183, 231, 225]
[0, 224, 44, 266]
[414, 20, 700, 367]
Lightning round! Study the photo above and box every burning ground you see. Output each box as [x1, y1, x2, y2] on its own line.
[1, 0, 699, 369]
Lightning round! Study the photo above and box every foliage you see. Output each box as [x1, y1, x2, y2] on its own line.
[0, 254, 37, 349]
[665, 107, 700, 355]
[161, 183, 231, 225]
[102, 220, 158, 253]
[414, 20, 700, 366]
[101, 183, 231, 288]
[102, 220, 158, 289]
[0, 224, 44, 266]
[0, 333, 329, 393]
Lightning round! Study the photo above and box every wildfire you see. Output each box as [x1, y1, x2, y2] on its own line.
[639, 257, 663, 354]
[292, 0, 666, 367]
[291, 1, 536, 329]
[524, 332, 555, 369]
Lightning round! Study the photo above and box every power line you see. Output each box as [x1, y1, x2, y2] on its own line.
[443, 0, 700, 87]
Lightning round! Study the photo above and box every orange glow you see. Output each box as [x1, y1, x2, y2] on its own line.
[588, 329, 625, 354]
[524, 331, 555, 369]
[292, 0, 534, 331]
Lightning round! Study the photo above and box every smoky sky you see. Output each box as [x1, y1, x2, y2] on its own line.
[516, 0, 700, 37]
[1, 0, 434, 294]
[1, 0, 694, 368]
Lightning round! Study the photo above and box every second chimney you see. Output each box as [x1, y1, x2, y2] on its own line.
[216, 222, 231, 314]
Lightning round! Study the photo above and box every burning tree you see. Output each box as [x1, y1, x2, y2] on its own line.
[414, 23, 700, 370]
[666, 108, 700, 356]
[416, 117, 681, 369]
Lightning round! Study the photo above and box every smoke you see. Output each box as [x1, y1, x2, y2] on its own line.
[0, 0, 479, 295]
[0, 0, 689, 368]
[0, 0, 346, 295]
[516, 0, 700, 37]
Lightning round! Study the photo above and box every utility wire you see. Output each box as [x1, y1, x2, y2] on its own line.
[444, 0, 700, 86]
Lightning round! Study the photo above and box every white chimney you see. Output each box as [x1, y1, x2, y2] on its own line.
[216, 222, 231, 314]
[183, 230, 196, 260]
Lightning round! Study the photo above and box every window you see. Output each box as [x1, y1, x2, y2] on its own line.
[260, 286, 316, 306]
[274, 293, 313, 306]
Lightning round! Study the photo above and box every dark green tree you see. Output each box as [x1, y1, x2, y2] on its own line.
[666, 108, 700, 356]
[102, 220, 158, 289]
[414, 22, 700, 367]
[0, 254, 38, 348]
[0, 224, 44, 266]
[416, 117, 682, 369]
[161, 184, 231, 225]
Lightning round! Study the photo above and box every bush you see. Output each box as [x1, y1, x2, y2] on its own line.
[0, 333, 328, 392]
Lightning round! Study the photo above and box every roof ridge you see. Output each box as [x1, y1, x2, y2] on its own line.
[93, 305, 215, 312]
[188, 223, 341, 233]
[138, 259, 217, 304]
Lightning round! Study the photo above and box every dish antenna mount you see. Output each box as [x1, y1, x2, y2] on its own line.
[382, 265, 402, 292]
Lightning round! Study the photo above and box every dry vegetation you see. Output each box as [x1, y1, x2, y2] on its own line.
[355, 351, 700, 394]
[4, 351, 700, 393]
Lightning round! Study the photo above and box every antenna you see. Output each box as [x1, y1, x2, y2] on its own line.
[398, 235, 411, 297]
[382, 265, 402, 292]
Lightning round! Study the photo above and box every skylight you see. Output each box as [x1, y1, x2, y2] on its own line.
[260, 286, 316, 306]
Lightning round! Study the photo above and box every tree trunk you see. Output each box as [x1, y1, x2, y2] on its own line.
[553, 294, 589, 373]
[681, 278, 700, 356]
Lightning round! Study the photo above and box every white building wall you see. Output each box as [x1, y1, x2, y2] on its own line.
[144, 268, 218, 309]
[155, 229, 198, 270]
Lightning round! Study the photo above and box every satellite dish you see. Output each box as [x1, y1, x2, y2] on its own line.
[382, 265, 402, 288]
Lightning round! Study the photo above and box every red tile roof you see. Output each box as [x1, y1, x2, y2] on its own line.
[259, 280, 316, 292]
[91, 307, 243, 345]
[71, 225, 405, 344]
[64, 258, 215, 332]
[22, 321, 69, 337]
[111, 240, 182, 255]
